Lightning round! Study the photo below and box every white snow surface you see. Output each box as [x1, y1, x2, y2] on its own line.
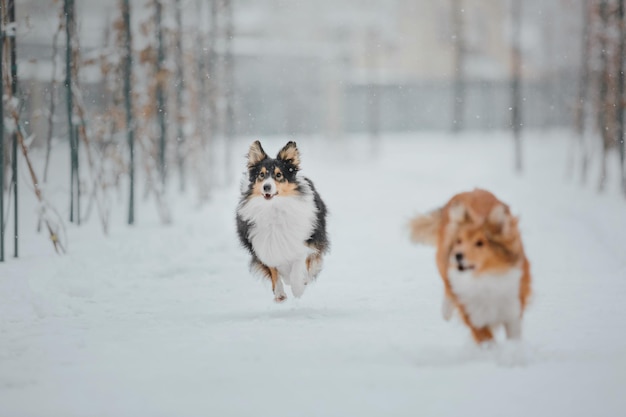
[1, 131, 626, 417]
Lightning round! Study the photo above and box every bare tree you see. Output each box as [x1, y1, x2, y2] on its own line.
[1, 0, 66, 255]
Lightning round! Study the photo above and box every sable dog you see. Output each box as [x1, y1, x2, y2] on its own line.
[410, 189, 531, 343]
[236, 141, 329, 302]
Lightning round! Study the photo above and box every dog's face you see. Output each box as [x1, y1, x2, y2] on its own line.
[448, 203, 521, 274]
[245, 141, 301, 200]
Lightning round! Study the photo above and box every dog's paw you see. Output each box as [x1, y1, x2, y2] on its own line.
[274, 294, 287, 303]
[291, 280, 306, 298]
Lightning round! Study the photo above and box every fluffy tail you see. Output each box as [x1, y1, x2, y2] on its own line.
[409, 208, 442, 246]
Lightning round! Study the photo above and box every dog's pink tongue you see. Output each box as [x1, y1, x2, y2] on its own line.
[264, 193, 272, 200]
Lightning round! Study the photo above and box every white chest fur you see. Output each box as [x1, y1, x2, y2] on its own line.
[238, 191, 317, 268]
[448, 267, 522, 328]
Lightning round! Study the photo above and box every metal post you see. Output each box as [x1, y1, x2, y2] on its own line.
[452, 0, 465, 133]
[223, 0, 235, 180]
[618, 0, 626, 194]
[511, 0, 523, 173]
[123, 0, 135, 224]
[0, 21, 4, 262]
[64, 0, 77, 223]
[207, 0, 218, 179]
[74, 125, 80, 225]
[9, 0, 17, 257]
[156, 0, 166, 187]
[174, 0, 185, 192]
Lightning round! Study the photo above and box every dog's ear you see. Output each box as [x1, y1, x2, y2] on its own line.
[247, 141, 268, 169]
[277, 141, 300, 169]
[448, 202, 467, 223]
[488, 204, 511, 235]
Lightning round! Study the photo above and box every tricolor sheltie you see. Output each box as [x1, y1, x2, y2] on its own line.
[236, 141, 329, 302]
[409, 189, 532, 344]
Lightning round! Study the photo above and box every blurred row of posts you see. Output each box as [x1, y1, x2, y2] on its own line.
[0, 0, 236, 261]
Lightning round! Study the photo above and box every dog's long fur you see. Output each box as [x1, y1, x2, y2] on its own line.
[410, 189, 531, 344]
[236, 141, 329, 302]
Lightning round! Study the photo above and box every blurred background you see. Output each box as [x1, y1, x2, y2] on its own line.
[18, 0, 583, 136]
[2, 0, 625, 257]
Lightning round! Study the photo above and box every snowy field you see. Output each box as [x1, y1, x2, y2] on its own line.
[2, 131, 626, 417]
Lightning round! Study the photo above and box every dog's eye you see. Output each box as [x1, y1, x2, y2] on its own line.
[475, 240, 484, 247]
[276, 172, 283, 179]
[258, 172, 265, 180]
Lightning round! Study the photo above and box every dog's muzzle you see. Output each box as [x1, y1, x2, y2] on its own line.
[262, 180, 277, 200]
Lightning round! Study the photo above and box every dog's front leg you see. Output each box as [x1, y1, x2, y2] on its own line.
[270, 267, 287, 302]
[288, 259, 308, 298]
[504, 318, 522, 340]
[441, 292, 454, 321]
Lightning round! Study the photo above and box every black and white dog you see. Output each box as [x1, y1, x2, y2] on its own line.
[236, 141, 329, 302]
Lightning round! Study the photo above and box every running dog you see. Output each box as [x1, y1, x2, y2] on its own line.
[236, 141, 329, 302]
[410, 189, 531, 344]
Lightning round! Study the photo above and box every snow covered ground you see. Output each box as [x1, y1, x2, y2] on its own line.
[1, 131, 625, 417]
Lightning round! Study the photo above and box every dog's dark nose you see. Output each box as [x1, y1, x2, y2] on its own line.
[455, 253, 464, 262]
[263, 184, 272, 192]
